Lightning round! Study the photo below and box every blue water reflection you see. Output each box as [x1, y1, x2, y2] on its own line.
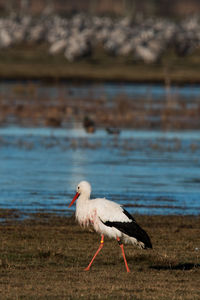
[1, 81, 200, 101]
[0, 127, 200, 216]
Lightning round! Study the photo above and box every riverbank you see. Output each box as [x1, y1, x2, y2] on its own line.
[0, 211, 199, 299]
[1, 44, 200, 84]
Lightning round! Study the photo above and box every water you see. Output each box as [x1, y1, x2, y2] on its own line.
[1, 80, 200, 131]
[1, 81, 200, 101]
[0, 126, 200, 216]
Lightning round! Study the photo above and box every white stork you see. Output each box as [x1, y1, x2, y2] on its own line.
[69, 181, 152, 272]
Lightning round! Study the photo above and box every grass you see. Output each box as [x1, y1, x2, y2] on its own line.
[0, 211, 199, 299]
[0, 44, 200, 83]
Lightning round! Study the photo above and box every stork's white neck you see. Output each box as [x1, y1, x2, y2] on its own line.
[75, 193, 91, 225]
[76, 193, 90, 208]
[79, 191, 90, 201]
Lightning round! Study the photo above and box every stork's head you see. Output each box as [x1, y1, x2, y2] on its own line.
[69, 181, 91, 207]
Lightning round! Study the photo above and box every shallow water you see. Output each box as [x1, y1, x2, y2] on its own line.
[1, 81, 200, 101]
[1, 81, 200, 129]
[0, 126, 200, 216]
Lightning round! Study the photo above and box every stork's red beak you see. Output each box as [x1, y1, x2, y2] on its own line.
[68, 192, 80, 207]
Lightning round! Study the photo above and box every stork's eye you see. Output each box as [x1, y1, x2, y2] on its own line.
[78, 186, 80, 190]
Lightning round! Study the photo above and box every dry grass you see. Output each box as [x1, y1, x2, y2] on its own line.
[0, 212, 199, 299]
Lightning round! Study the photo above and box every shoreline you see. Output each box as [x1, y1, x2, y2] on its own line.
[1, 45, 200, 85]
[0, 208, 199, 224]
[1, 67, 200, 85]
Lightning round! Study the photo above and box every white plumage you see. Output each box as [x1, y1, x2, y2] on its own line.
[69, 180, 152, 272]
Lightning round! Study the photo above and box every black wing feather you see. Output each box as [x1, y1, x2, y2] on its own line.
[102, 209, 152, 249]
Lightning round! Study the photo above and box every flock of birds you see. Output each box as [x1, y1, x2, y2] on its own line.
[0, 13, 200, 63]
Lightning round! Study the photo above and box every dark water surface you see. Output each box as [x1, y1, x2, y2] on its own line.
[0, 127, 200, 216]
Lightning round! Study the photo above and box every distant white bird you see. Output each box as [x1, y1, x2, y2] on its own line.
[69, 181, 152, 272]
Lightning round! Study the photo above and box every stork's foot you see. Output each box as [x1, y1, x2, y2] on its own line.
[125, 265, 131, 273]
[84, 267, 90, 271]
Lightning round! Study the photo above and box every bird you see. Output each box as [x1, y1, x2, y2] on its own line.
[68, 181, 152, 272]
[83, 116, 96, 133]
[106, 127, 120, 135]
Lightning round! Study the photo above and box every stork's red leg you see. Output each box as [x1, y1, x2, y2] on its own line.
[117, 237, 130, 273]
[84, 234, 104, 271]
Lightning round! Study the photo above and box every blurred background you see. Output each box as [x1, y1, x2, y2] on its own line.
[1, 0, 200, 17]
[0, 0, 200, 218]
